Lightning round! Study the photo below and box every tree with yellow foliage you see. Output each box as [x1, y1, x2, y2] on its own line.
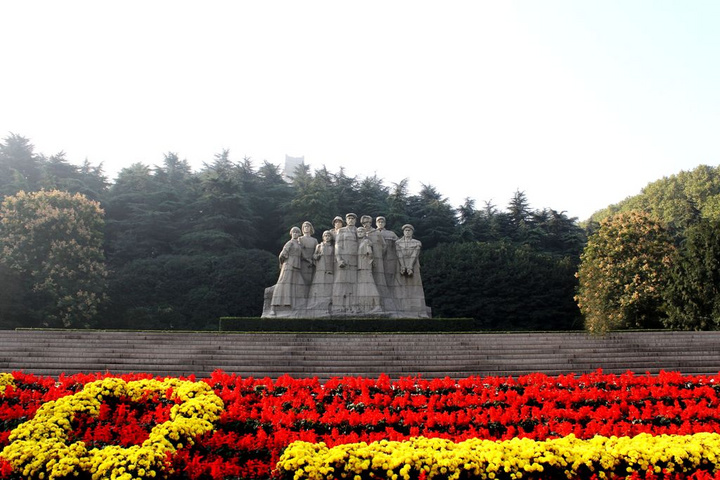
[0, 190, 107, 327]
[576, 211, 676, 333]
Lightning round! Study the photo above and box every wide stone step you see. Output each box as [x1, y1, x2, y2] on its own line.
[3, 348, 704, 365]
[1, 330, 719, 380]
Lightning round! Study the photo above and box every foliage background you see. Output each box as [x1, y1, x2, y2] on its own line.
[3, 134, 720, 331]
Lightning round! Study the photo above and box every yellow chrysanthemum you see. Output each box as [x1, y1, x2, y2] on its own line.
[277, 433, 720, 480]
[0, 372, 14, 395]
[0, 377, 224, 480]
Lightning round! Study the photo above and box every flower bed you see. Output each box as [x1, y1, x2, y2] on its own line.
[2, 370, 720, 479]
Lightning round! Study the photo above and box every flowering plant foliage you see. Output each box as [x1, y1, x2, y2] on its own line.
[278, 433, 720, 480]
[0, 190, 108, 327]
[2, 369, 720, 479]
[0, 375, 13, 396]
[0, 376, 223, 480]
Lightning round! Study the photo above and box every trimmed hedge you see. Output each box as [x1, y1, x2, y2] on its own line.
[218, 317, 480, 332]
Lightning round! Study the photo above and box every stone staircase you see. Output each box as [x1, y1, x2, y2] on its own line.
[1, 329, 719, 380]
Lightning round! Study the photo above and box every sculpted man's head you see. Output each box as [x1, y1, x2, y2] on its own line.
[361, 215, 373, 229]
[402, 224, 414, 239]
[322, 230, 333, 243]
[333, 216, 344, 229]
[345, 213, 357, 226]
[376, 216, 386, 229]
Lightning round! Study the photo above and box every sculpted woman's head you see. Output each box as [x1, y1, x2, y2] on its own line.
[302, 221, 314, 235]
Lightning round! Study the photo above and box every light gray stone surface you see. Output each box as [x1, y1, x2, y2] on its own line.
[268, 226, 306, 316]
[299, 221, 318, 288]
[262, 214, 430, 318]
[8, 330, 720, 379]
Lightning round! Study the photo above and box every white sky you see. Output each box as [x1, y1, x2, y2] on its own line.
[2, 1, 719, 220]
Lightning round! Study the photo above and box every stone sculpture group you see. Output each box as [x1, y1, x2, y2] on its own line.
[262, 213, 430, 318]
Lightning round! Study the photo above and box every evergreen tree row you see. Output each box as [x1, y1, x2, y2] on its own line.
[1, 134, 587, 330]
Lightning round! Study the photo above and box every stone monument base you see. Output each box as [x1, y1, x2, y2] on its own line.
[223, 314, 474, 333]
[262, 286, 430, 319]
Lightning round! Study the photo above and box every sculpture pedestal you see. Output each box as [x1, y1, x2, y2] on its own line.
[262, 285, 430, 319]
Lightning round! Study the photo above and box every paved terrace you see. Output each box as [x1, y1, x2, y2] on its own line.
[1, 329, 718, 380]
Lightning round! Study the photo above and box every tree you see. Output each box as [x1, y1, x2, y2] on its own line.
[285, 166, 366, 234]
[405, 184, 458, 249]
[457, 198, 477, 242]
[0, 134, 43, 197]
[588, 164, 720, 228]
[103, 163, 166, 263]
[40, 153, 108, 201]
[253, 161, 294, 252]
[575, 211, 676, 333]
[332, 167, 361, 216]
[355, 175, 390, 220]
[104, 249, 277, 329]
[188, 151, 255, 252]
[530, 209, 586, 256]
[507, 189, 531, 227]
[464, 200, 508, 243]
[152, 152, 200, 246]
[422, 241, 581, 329]
[385, 179, 411, 228]
[286, 165, 337, 232]
[662, 219, 720, 330]
[505, 189, 533, 243]
[104, 156, 199, 264]
[0, 262, 25, 328]
[0, 190, 108, 327]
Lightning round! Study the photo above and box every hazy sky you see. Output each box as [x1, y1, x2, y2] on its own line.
[2, 1, 719, 220]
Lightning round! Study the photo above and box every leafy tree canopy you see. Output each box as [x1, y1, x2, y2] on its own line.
[2, 134, 589, 330]
[0, 189, 108, 327]
[423, 241, 582, 330]
[576, 211, 675, 333]
[588, 164, 720, 230]
[661, 218, 720, 330]
[0, 134, 107, 201]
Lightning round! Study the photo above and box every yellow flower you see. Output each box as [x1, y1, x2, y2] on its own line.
[0, 372, 15, 395]
[276, 433, 720, 480]
[0, 377, 224, 479]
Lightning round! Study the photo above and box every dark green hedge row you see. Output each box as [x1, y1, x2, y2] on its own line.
[219, 317, 480, 332]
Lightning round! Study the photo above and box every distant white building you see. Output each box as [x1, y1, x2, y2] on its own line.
[283, 155, 305, 182]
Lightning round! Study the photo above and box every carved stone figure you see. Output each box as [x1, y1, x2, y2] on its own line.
[268, 227, 305, 316]
[332, 213, 359, 313]
[355, 226, 382, 312]
[331, 216, 344, 240]
[299, 221, 318, 288]
[307, 230, 334, 313]
[261, 214, 429, 318]
[360, 215, 375, 232]
[375, 216, 399, 288]
[394, 224, 429, 317]
[368, 216, 397, 312]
